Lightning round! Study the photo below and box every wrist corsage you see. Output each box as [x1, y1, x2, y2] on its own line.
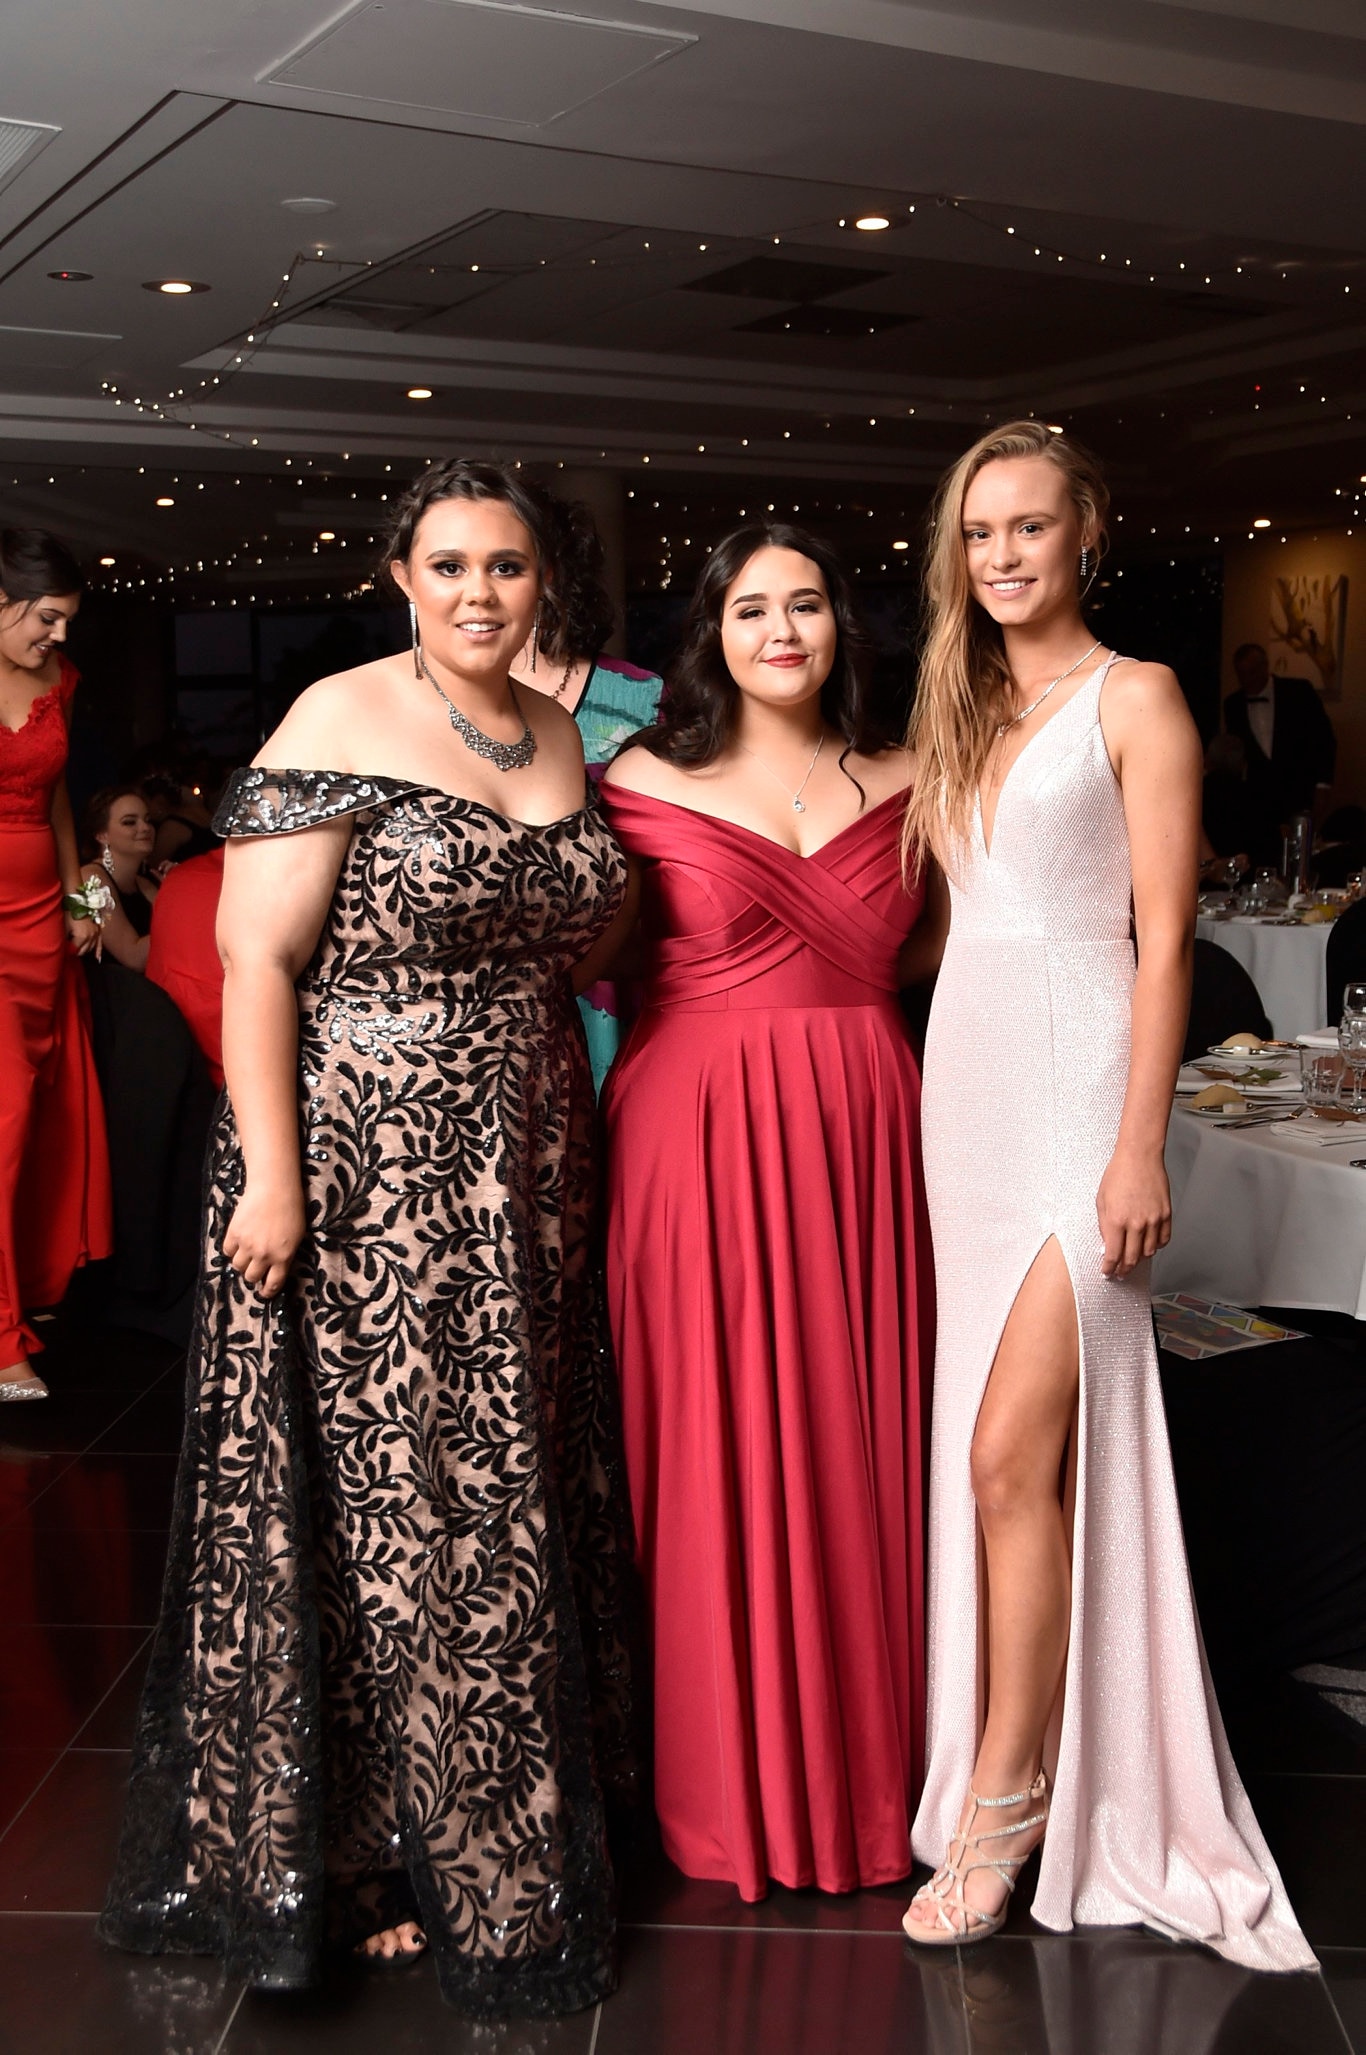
[64, 876, 115, 926]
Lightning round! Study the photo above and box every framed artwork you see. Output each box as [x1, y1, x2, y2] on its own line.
[1269, 573, 1347, 700]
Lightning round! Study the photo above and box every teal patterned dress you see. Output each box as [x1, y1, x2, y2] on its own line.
[573, 656, 664, 1090]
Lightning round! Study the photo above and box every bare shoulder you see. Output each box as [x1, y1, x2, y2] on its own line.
[517, 683, 584, 756]
[601, 742, 679, 796]
[254, 660, 393, 772]
[1101, 657, 1187, 719]
[1101, 659, 1200, 777]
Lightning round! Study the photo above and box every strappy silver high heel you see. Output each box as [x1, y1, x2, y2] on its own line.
[903, 1769, 1050, 1947]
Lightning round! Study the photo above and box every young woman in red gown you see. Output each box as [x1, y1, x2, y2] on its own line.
[601, 523, 942, 1899]
[0, 529, 111, 1398]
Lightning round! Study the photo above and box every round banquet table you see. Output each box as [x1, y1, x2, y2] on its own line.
[1194, 914, 1332, 1042]
[1157, 1104, 1366, 1319]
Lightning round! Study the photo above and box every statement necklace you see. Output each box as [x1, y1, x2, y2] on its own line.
[997, 640, 1102, 738]
[739, 731, 824, 812]
[419, 651, 537, 772]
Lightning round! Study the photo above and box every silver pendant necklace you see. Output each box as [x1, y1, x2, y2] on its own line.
[419, 651, 537, 772]
[997, 640, 1102, 738]
[739, 731, 824, 812]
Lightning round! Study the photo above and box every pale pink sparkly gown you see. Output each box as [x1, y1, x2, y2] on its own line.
[912, 655, 1314, 1972]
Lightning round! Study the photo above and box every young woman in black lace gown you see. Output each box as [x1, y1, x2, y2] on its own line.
[100, 460, 638, 2016]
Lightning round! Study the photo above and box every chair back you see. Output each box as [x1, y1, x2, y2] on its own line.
[1183, 938, 1272, 1062]
[1326, 898, 1366, 1027]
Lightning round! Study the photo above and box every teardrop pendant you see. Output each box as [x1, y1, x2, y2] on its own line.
[792, 798, 805, 812]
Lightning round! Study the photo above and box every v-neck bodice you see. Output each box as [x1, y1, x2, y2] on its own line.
[953, 655, 1131, 944]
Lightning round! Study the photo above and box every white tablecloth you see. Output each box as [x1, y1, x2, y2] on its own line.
[1156, 1105, 1366, 1318]
[1195, 915, 1332, 1041]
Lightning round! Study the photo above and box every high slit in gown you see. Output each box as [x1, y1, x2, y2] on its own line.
[601, 784, 933, 1901]
[100, 770, 638, 2016]
[911, 656, 1314, 1972]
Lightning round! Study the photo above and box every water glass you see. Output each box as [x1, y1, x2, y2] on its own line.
[1301, 1049, 1346, 1108]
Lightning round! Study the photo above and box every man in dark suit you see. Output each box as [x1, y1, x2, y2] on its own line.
[1223, 642, 1336, 856]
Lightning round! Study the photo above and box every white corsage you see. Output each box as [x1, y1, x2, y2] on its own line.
[64, 875, 115, 927]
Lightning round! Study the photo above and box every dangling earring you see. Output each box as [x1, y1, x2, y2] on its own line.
[529, 602, 541, 674]
[100, 843, 115, 876]
[409, 599, 421, 679]
[1079, 546, 1092, 584]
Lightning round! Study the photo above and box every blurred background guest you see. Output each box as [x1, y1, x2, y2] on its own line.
[145, 845, 225, 1087]
[1223, 641, 1336, 849]
[80, 786, 163, 971]
[0, 527, 111, 1401]
[143, 758, 224, 868]
[1313, 804, 1366, 891]
[78, 787, 216, 1341]
[510, 488, 663, 1088]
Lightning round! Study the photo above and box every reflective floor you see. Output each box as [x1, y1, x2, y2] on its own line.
[1, 1318, 1362, 2054]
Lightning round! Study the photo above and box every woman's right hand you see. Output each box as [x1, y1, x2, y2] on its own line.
[224, 1182, 306, 1299]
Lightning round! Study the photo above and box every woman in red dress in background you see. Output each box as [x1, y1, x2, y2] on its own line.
[601, 523, 943, 1900]
[0, 529, 111, 1399]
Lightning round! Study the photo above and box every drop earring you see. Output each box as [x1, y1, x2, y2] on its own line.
[1079, 546, 1092, 584]
[100, 843, 115, 876]
[409, 599, 421, 680]
[529, 602, 541, 674]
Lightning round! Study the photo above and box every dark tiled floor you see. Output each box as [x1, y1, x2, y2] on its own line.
[0, 1318, 1360, 2053]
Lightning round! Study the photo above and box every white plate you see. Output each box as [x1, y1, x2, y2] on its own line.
[1179, 1064, 1300, 1098]
[1205, 1042, 1296, 1059]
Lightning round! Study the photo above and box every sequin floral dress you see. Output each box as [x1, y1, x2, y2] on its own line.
[100, 770, 638, 2016]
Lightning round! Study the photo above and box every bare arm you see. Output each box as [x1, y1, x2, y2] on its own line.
[1099, 664, 1202, 1280]
[218, 819, 351, 1297]
[81, 863, 149, 971]
[51, 777, 98, 956]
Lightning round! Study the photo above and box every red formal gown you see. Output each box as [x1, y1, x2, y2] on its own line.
[0, 659, 111, 1362]
[601, 784, 932, 1900]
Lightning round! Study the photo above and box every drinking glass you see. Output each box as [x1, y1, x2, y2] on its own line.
[1302, 1050, 1345, 1108]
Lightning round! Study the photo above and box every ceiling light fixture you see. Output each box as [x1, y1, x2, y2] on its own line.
[1252, 517, 1271, 529]
[281, 196, 336, 213]
[892, 539, 910, 551]
[1046, 423, 1064, 434]
[854, 215, 890, 232]
[143, 279, 210, 295]
[406, 387, 433, 400]
[48, 269, 92, 282]
[155, 496, 175, 507]
[99, 555, 115, 566]
[318, 530, 336, 541]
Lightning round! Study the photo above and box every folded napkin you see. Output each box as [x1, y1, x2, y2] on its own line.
[1266, 1111, 1366, 1149]
[1297, 1026, 1342, 1050]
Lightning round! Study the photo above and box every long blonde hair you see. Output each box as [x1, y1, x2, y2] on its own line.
[902, 420, 1109, 871]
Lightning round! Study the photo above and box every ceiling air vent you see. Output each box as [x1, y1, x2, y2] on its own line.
[266, 0, 695, 127]
[0, 119, 59, 196]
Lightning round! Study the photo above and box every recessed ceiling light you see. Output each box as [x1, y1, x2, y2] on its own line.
[1252, 517, 1272, 528]
[142, 279, 209, 295]
[155, 496, 175, 507]
[854, 215, 890, 232]
[407, 387, 433, 400]
[99, 555, 115, 566]
[318, 530, 336, 541]
[892, 539, 910, 550]
[48, 269, 92, 282]
[1046, 423, 1064, 434]
[281, 196, 337, 214]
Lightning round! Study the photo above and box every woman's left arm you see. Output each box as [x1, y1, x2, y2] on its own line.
[51, 777, 99, 956]
[1098, 663, 1202, 1281]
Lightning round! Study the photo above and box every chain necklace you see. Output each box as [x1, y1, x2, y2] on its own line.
[739, 731, 825, 813]
[996, 640, 1102, 738]
[551, 654, 576, 702]
[419, 651, 537, 772]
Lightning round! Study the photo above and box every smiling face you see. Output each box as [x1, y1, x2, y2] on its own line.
[389, 495, 542, 685]
[0, 589, 80, 673]
[98, 791, 155, 866]
[719, 546, 838, 712]
[960, 454, 1092, 632]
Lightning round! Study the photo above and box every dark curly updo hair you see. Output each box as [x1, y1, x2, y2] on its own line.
[626, 521, 886, 787]
[0, 527, 83, 609]
[536, 493, 615, 661]
[381, 458, 585, 642]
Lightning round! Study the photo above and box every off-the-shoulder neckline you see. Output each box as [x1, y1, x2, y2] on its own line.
[243, 768, 592, 835]
[600, 781, 907, 861]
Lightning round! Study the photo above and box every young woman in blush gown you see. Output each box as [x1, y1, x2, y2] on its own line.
[901, 422, 1313, 1970]
[101, 460, 638, 2016]
[600, 524, 942, 1901]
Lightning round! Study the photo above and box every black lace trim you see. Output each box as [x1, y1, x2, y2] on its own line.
[214, 768, 423, 838]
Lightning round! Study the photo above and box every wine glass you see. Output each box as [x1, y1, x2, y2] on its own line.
[1339, 984, 1366, 1113]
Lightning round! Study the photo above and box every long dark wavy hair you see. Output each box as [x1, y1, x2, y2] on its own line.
[627, 522, 885, 787]
[0, 526, 83, 609]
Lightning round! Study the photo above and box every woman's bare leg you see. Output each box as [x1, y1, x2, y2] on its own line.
[908, 1238, 1078, 1932]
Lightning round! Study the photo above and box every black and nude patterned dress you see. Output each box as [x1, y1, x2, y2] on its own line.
[99, 770, 638, 2016]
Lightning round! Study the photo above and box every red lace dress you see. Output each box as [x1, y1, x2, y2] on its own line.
[0, 659, 111, 1361]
